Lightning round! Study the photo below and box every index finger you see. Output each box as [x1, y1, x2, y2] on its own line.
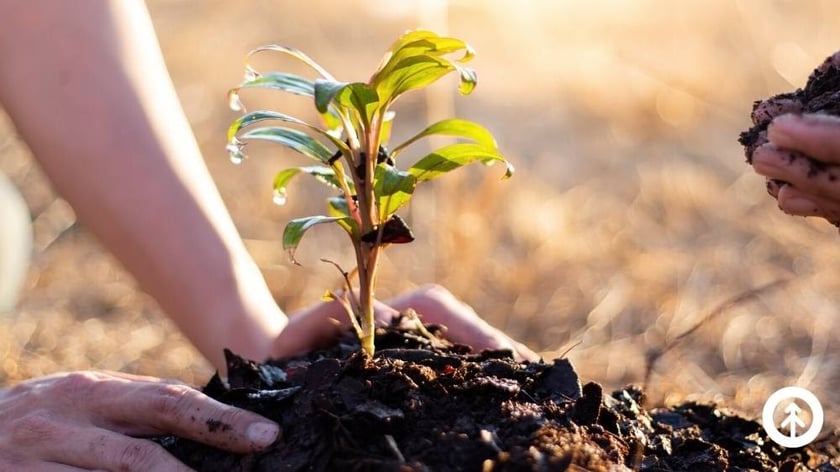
[768, 113, 840, 165]
[92, 380, 279, 453]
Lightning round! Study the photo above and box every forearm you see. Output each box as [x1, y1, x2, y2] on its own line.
[0, 0, 285, 369]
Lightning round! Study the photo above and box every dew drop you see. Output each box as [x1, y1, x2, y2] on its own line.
[226, 138, 246, 165]
[244, 65, 260, 82]
[228, 90, 244, 112]
[272, 188, 288, 206]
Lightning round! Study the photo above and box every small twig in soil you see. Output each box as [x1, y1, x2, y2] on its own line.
[384, 434, 405, 462]
[402, 309, 450, 350]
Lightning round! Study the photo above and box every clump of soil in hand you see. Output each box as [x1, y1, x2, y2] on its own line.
[739, 53, 840, 169]
[157, 316, 839, 471]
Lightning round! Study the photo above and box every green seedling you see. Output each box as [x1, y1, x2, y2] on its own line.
[226, 30, 512, 356]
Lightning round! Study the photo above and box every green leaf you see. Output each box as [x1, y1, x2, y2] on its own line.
[241, 127, 334, 163]
[228, 110, 349, 155]
[374, 55, 453, 106]
[229, 74, 344, 131]
[371, 31, 477, 106]
[390, 118, 498, 158]
[408, 143, 513, 182]
[372, 31, 474, 83]
[327, 196, 360, 237]
[457, 67, 477, 95]
[374, 164, 416, 221]
[337, 84, 380, 130]
[228, 110, 309, 142]
[237, 46, 345, 130]
[313, 79, 347, 114]
[247, 45, 336, 80]
[233, 72, 315, 97]
[376, 31, 439, 68]
[283, 215, 348, 263]
[314, 80, 379, 131]
[379, 111, 396, 147]
[327, 196, 350, 217]
[272, 166, 352, 206]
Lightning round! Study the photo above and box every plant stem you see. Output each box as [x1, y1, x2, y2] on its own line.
[358, 244, 376, 356]
[354, 116, 384, 356]
[352, 199, 376, 356]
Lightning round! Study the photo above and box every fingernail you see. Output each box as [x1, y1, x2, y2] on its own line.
[768, 113, 804, 135]
[247, 422, 280, 447]
[765, 178, 786, 197]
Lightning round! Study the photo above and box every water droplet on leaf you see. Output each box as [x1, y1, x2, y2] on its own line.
[244, 65, 260, 82]
[226, 138, 246, 165]
[228, 90, 244, 111]
[272, 188, 288, 206]
[229, 153, 244, 165]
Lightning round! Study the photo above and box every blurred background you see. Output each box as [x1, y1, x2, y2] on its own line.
[2, 0, 840, 426]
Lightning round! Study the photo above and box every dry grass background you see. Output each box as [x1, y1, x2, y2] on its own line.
[3, 0, 840, 428]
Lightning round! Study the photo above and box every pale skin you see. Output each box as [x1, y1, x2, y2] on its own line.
[751, 51, 840, 225]
[0, 1, 537, 470]
[753, 113, 840, 223]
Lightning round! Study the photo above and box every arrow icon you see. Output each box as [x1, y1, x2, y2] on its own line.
[763, 386, 824, 448]
[780, 401, 806, 438]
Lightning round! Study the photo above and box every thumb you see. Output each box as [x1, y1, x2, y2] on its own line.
[271, 296, 399, 359]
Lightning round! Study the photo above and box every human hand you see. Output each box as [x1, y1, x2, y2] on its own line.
[272, 284, 539, 362]
[752, 113, 840, 225]
[0, 371, 279, 471]
[748, 50, 840, 226]
[386, 284, 540, 361]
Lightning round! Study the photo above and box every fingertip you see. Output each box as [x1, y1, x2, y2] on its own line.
[199, 414, 280, 454]
[750, 143, 787, 176]
[246, 421, 280, 449]
[516, 345, 541, 363]
[779, 196, 819, 216]
[769, 113, 840, 160]
[372, 299, 399, 324]
[272, 301, 347, 358]
[765, 178, 785, 198]
[767, 113, 810, 146]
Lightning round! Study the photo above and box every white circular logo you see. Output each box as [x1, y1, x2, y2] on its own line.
[762, 386, 823, 448]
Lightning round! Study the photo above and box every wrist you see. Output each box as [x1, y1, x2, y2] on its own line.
[202, 253, 287, 368]
[156, 240, 286, 371]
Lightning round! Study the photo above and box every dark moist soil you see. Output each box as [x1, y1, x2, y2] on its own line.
[156, 316, 840, 471]
[739, 54, 840, 166]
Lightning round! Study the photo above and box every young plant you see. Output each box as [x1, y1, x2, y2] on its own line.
[226, 30, 512, 356]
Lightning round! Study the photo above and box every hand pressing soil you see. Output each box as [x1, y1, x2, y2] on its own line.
[740, 52, 840, 226]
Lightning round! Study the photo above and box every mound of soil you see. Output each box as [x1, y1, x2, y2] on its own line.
[738, 53, 840, 166]
[156, 317, 840, 471]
